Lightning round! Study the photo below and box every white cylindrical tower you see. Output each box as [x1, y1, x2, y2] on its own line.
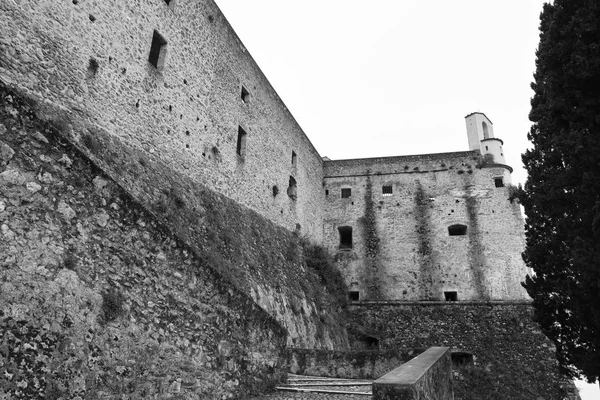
[464, 112, 506, 164]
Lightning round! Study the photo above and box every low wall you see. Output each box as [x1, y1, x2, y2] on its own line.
[287, 348, 424, 379]
[349, 302, 580, 400]
[373, 347, 453, 400]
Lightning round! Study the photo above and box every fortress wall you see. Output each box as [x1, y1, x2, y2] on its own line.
[0, 80, 348, 398]
[0, 0, 324, 241]
[0, 88, 288, 399]
[349, 303, 579, 400]
[323, 153, 529, 301]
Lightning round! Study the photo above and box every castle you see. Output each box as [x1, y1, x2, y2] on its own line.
[0, 0, 576, 399]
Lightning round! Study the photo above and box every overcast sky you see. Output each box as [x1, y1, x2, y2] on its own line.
[213, 1, 597, 396]
[214, 0, 547, 187]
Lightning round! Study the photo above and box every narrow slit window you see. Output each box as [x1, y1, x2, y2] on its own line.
[325, 189, 329, 196]
[338, 226, 352, 249]
[148, 30, 168, 71]
[382, 185, 393, 196]
[236, 126, 247, 158]
[291, 151, 297, 165]
[494, 177, 504, 188]
[287, 176, 297, 200]
[448, 224, 467, 236]
[241, 86, 250, 103]
[341, 188, 351, 198]
[444, 291, 458, 301]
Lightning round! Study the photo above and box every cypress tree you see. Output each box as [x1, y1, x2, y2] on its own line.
[521, 0, 600, 384]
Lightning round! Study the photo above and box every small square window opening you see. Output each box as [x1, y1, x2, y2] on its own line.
[444, 291, 458, 301]
[494, 178, 504, 188]
[382, 185, 393, 196]
[348, 291, 360, 301]
[341, 188, 351, 198]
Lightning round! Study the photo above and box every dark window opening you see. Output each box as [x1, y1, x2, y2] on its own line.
[444, 291, 458, 301]
[287, 176, 297, 200]
[236, 126, 247, 158]
[338, 226, 352, 249]
[291, 151, 297, 165]
[241, 86, 250, 103]
[448, 224, 467, 236]
[494, 177, 504, 188]
[325, 189, 329, 196]
[355, 335, 380, 350]
[341, 188, 351, 198]
[382, 185, 393, 196]
[451, 351, 474, 366]
[164, 0, 173, 5]
[348, 291, 359, 301]
[148, 30, 168, 71]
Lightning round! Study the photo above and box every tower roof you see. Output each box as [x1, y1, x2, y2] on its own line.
[464, 112, 493, 124]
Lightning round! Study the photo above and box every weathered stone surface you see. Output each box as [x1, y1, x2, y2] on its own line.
[0, 0, 324, 242]
[287, 348, 419, 380]
[323, 155, 530, 302]
[0, 86, 288, 399]
[350, 303, 579, 400]
[0, 140, 14, 163]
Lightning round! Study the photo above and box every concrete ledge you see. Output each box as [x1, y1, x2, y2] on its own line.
[351, 300, 532, 307]
[373, 347, 453, 400]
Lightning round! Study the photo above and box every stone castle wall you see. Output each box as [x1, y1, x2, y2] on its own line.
[349, 303, 580, 400]
[0, 0, 324, 241]
[0, 87, 288, 399]
[323, 152, 530, 301]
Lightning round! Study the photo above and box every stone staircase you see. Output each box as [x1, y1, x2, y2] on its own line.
[253, 373, 373, 399]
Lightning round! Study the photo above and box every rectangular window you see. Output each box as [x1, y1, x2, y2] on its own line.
[236, 126, 247, 158]
[148, 30, 168, 71]
[341, 188, 351, 198]
[494, 178, 504, 188]
[338, 226, 352, 249]
[444, 291, 458, 301]
[291, 151, 297, 165]
[325, 189, 329, 196]
[382, 185, 393, 196]
[348, 291, 360, 301]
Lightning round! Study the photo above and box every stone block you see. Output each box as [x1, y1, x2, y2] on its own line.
[373, 346, 453, 400]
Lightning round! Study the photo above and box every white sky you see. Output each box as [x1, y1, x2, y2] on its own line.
[214, 0, 545, 187]
[214, 0, 599, 397]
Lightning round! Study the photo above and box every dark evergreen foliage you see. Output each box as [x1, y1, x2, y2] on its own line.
[520, 0, 600, 384]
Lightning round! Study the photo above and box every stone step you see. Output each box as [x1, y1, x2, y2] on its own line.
[251, 373, 373, 399]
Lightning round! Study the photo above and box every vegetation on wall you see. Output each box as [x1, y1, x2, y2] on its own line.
[359, 175, 381, 300]
[519, 0, 600, 384]
[414, 181, 437, 300]
[301, 240, 348, 312]
[464, 187, 487, 300]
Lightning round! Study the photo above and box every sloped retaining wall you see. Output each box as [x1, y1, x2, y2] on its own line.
[0, 82, 301, 399]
